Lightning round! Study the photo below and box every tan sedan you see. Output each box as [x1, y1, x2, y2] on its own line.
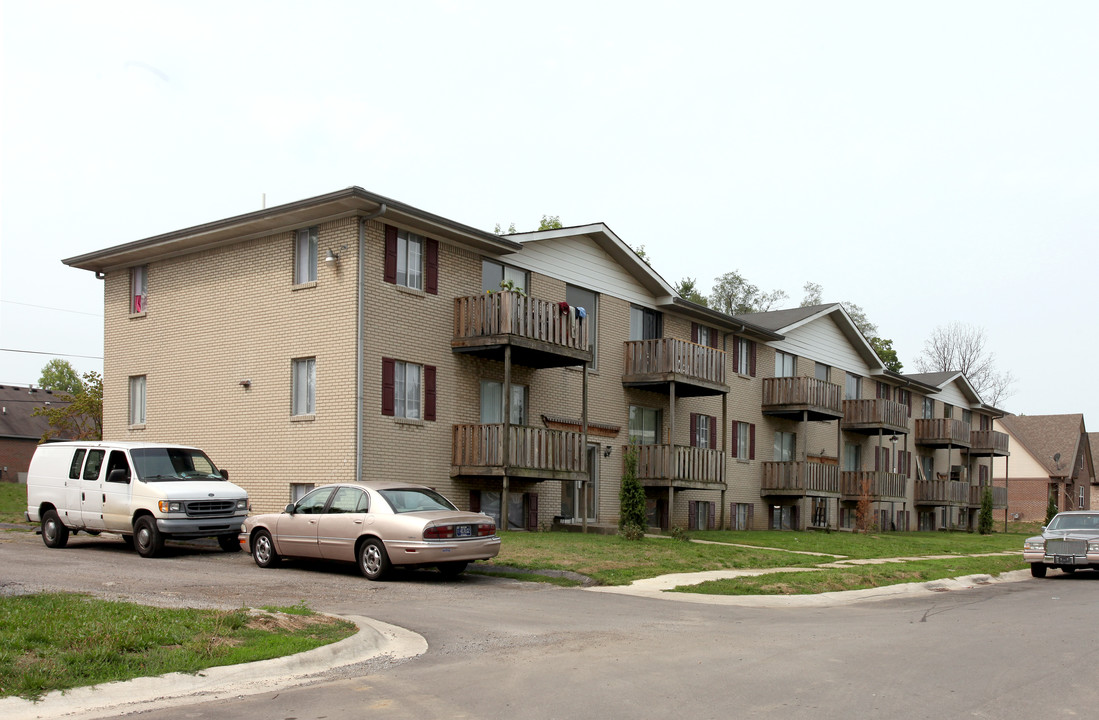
[239, 481, 500, 580]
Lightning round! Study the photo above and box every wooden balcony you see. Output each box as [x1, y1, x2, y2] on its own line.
[840, 471, 908, 501]
[621, 339, 728, 397]
[761, 377, 843, 421]
[452, 292, 592, 369]
[841, 399, 910, 436]
[914, 479, 970, 506]
[914, 418, 972, 448]
[969, 485, 1008, 509]
[760, 461, 841, 497]
[632, 444, 726, 490]
[451, 424, 588, 482]
[969, 430, 1010, 457]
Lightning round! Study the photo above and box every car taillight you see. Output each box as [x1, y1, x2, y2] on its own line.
[477, 523, 495, 537]
[423, 525, 454, 540]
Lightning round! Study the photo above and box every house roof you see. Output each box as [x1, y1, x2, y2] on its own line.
[998, 414, 1086, 478]
[63, 187, 520, 274]
[901, 370, 999, 411]
[0, 385, 71, 441]
[734, 303, 885, 370]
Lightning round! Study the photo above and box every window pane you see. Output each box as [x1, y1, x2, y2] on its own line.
[396, 235, 408, 286]
[845, 373, 861, 400]
[292, 359, 315, 415]
[815, 363, 829, 382]
[503, 265, 526, 293]
[480, 380, 503, 423]
[129, 376, 145, 424]
[400, 362, 421, 419]
[295, 228, 317, 283]
[406, 234, 423, 289]
[482, 259, 503, 294]
[566, 284, 597, 367]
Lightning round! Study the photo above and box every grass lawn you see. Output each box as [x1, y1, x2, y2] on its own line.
[0, 593, 356, 700]
[672, 554, 1029, 596]
[686, 528, 1029, 558]
[0, 482, 30, 525]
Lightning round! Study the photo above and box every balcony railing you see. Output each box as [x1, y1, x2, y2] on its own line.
[622, 339, 726, 394]
[452, 292, 591, 366]
[914, 479, 970, 505]
[969, 485, 1008, 509]
[761, 377, 844, 420]
[632, 444, 726, 488]
[969, 430, 1010, 456]
[760, 461, 841, 496]
[840, 471, 908, 501]
[914, 418, 972, 448]
[451, 424, 587, 480]
[841, 399, 910, 434]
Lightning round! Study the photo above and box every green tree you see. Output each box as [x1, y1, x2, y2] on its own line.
[618, 445, 647, 537]
[493, 222, 517, 235]
[675, 277, 707, 306]
[709, 270, 788, 315]
[34, 371, 102, 441]
[978, 487, 994, 535]
[870, 337, 903, 372]
[1045, 491, 1059, 525]
[538, 215, 563, 231]
[38, 359, 83, 396]
[629, 243, 652, 267]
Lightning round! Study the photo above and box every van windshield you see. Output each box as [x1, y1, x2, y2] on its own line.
[131, 448, 223, 482]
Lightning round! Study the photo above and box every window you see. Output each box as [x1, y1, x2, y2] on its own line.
[693, 322, 717, 348]
[920, 456, 934, 482]
[689, 501, 713, 530]
[291, 358, 315, 416]
[896, 388, 912, 416]
[130, 265, 147, 313]
[692, 413, 715, 449]
[294, 227, 318, 284]
[83, 449, 105, 480]
[480, 380, 526, 424]
[630, 306, 662, 341]
[567, 284, 598, 368]
[980, 414, 991, 431]
[876, 382, 891, 400]
[328, 487, 369, 513]
[815, 363, 829, 382]
[844, 443, 862, 471]
[732, 502, 752, 530]
[733, 421, 755, 460]
[396, 229, 424, 289]
[845, 373, 861, 400]
[482, 259, 528, 294]
[922, 397, 935, 419]
[962, 409, 972, 426]
[290, 483, 315, 503]
[381, 358, 436, 420]
[394, 361, 421, 419]
[774, 431, 796, 462]
[385, 225, 438, 293]
[733, 337, 755, 376]
[129, 375, 146, 425]
[68, 449, 86, 479]
[771, 505, 795, 530]
[628, 406, 661, 445]
[774, 351, 796, 378]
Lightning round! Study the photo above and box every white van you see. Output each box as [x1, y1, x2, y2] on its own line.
[25, 441, 249, 558]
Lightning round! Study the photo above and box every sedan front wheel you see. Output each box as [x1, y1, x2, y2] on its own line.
[1030, 563, 1048, 578]
[252, 530, 279, 568]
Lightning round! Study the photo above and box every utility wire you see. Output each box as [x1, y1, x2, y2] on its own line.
[0, 348, 103, 360]
[1, 299, 102, 318]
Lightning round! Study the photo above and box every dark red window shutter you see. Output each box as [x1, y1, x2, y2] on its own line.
[425, 238, 439, 295]
[730, 421, 739, 458]
[384, 225, 398, 284]
[749, 341, 756, 377]
[709, 416, 718, 446]
[747, 503, 754, 530]
[469, 490, 481, 513]
[732, 336, 741, 372]
[424, 365, 437, 421]
[526, 492, 538, 530]
[381, 357, 395, 416]
[688, 501, 698, 530]
[710, 329, 719, 349]
[691, 323, 699, 343]
[749, 423, 756, 460]
[690, 413, 698, 447]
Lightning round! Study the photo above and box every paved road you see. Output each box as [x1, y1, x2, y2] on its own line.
[2, 529, 1096, 720]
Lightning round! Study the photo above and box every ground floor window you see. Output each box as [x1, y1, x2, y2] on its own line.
[480, 491, 526, 530]
[771, 504, 796, 530]
[731, 503, 752, 530]
[688, 501, 713, 530]
[290, 483, 314, 503]
[840, 506, 856, 530]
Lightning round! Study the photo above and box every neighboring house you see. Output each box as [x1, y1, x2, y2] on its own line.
[62, 187, 1010, 531]
[0, 385, 71, 483]
[992, 415, 1095, 521]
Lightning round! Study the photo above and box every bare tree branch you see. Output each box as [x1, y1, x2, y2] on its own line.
[914, 323, 1015, 406]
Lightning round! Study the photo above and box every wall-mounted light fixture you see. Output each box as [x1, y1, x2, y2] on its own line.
[325, 248, 340, 265]
[603, 445, 613, 458]
[239, 379, 252, 389]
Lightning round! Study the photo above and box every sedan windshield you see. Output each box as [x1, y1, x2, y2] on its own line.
[131, 448, 223, 481]
[1047, 514, 1099, 531]
[379, 488, 457, 514]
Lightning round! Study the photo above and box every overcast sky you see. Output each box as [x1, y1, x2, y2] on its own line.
[2, 1, 1097, 421]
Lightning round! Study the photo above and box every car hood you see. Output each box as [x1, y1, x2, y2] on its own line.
[1035, 529, 1099, 541]
[145, 480, 247, 499]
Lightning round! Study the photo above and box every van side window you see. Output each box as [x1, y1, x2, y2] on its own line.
[105, 451, 130, 483]
[68, 449, 87, 479]
[83, 450, 105, 481]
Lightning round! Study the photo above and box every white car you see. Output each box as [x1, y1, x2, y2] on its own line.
[240, 481, 500, 580]
[1023, 511, 1099, 577]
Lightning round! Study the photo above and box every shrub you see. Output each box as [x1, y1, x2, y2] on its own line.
[978, 487, 994, 535]
[1045, 493, 1059, 525]
[618, 445, 646, 536]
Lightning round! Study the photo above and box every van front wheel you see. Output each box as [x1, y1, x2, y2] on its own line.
[217, 534, 240, 553]
[42, 510, 69, 549]
[134, 516, 164, 558]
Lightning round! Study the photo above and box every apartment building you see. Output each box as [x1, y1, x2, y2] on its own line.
[63, 187, 1009, 531]
[992, 414, 1095, 522]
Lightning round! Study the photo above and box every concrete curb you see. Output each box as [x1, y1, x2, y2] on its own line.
[0, 615, 427, 720]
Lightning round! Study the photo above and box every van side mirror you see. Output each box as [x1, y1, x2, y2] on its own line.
[219, 469, 229, 480]
[284, 503, 296, 515]
[107, 468, 130, 484]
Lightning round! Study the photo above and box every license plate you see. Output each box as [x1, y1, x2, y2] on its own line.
[1056, 555, 1073, 565]
[455, 525, 472, 538]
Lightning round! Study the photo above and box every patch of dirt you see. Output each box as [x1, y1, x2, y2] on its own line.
[245, 611, 337, 633]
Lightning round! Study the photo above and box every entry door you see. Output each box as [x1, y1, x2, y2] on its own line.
[80, 449, 107, 531]
[561, 446, 599, 522]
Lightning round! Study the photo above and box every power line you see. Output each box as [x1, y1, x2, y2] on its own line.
[1, 299, 102, 318]
[0, 348, 103, 360]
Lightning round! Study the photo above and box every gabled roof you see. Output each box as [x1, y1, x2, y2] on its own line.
[734, 303, 885, 370]
[998, 414, 1087, 478]
[511, 224, 781, 341]
[64, 187, 520, 274]
[0, 386, 71, 441]
[903, 370, 995, 410]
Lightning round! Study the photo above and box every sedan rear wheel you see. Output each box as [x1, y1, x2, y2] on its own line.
[437, 561, 468, 577]
[1061, 566, 1076, 574]
[1030, 562, 1048, 578]
[252, 530, 279, 568]
[358, 538, 390, 581]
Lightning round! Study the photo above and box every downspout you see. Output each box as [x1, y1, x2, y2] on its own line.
[356, 204, 387, 482]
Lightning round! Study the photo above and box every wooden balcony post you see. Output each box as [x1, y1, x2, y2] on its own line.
[581, 360, 589, 534]
[501, 344, 511, 531]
